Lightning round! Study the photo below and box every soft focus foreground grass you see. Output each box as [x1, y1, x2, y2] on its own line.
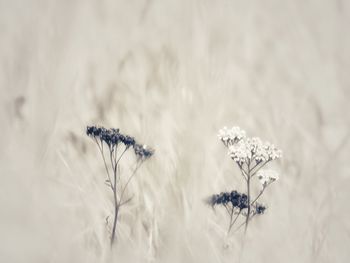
[0, 0, 350, 262]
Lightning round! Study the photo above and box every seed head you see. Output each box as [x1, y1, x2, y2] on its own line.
[133, 144, 154, 160]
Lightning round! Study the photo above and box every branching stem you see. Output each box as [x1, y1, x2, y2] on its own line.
[94, 138, 113, 191]
[118, 162, 143, 207]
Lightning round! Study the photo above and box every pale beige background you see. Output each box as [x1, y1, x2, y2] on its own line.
[1, 0, 350, 262]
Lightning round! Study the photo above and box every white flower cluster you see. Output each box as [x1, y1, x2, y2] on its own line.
[246, 138, 282, 163]
[218, 126, 246, 145]
[257, 169, 279, 187]
[218, 126, 282, 165]
[228, 141, 251, 163]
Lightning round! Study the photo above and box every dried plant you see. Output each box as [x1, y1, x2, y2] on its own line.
[208, 126, 282, 234]
[86, 126, 154, 245]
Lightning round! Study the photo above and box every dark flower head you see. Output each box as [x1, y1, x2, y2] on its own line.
[111, 128, 120, 134]
[238, 193, 248, 210]
[208, 192, 230, 206]
[230, 190, 240, 207]
[207, 194, 220, 206]
[121, 135, 135, 148]
[110, 131, 120, 145]
[100, 127, 120, 147]
[211, 192, 230, 205]
[208, 190, 248, 210]
[86, 126, 122, 147]
[255, 204, 266, 215]
[86, 126, 154, 160]
[133, 143, 154, 160]
[86, 126, 94, 136]
[86, 126, 102, 137]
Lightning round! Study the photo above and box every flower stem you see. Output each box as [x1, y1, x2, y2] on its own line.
[111, 200, 119, 246]
[228, 210, 241, 234]
[245, 175, 251, 234]
[111, 149, 119, 246]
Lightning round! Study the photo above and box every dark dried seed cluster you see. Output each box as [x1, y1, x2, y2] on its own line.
[86, 125, 154, 159]
[254, 203, 266, 215]
[209, 190, 248, 210]
[133, 143, 154, 160]
[209, 190, 267, 215]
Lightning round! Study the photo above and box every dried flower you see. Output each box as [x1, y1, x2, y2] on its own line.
[86, 126, 138, 150]
[86, 125, 154, 245]
[122, 135, 136, 148]
[254, 204, 266, 215]
[87, 125, 102, 137]
[134, 144, 154, 160]
[208, 191, 248, 211]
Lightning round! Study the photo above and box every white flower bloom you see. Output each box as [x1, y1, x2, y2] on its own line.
[257, 169, 279, 187]
[217, 126, 231, 142]
[246, 137, 263, 152]
[229, 126, 246, 141]
[264, 142, 282, 161]
[245, 137, 267, 162]
[245, 138, 282, 162]
[218, 126, 246, 145]
[219, 126, 282, 165]
[228, 140, 251, 164]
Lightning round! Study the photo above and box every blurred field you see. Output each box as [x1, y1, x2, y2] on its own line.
[1, 0, 350, 262]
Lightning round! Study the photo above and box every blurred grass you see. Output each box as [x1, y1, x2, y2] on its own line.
[0, 0, 350, 262]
